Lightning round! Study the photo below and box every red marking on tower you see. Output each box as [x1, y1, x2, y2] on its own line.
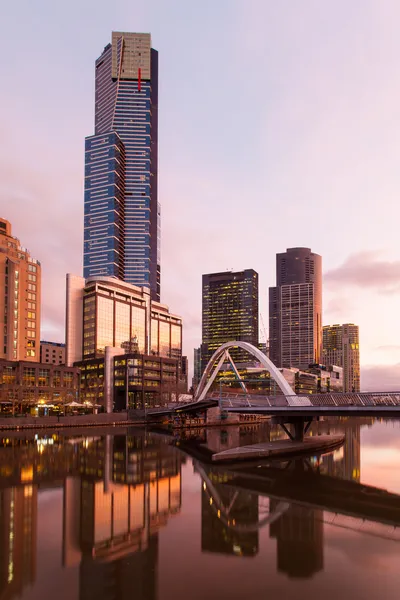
[138, 68, 141, 91]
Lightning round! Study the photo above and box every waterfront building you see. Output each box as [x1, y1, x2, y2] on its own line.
[66, 274, 185, 411]
[322, 324, 360, 392]
[201, 270, 259, 372]
[269, 248, 322, 369]
[84, 32, 160, 301]
[66, 275, 182, 365]
[40, 341, 65, 365]
[76, 352, 184, 410]
[0, 359, 80, 414]
[0, 218, 41, 361]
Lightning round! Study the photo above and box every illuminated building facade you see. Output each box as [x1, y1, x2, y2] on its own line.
[84, 32, 160, 301]
[269, 248, 322, 369]
[0, 218, 41, 361]
[0, 359, 80, 413]
[66, 275, 182, 365]
[201, 270, 259, 372]
[77, 352, 183, 410]
[66, 274, 185, 411]
[322, 324, 360, 392]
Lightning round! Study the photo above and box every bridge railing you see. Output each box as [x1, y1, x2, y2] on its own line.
[207, 391, 400, 408]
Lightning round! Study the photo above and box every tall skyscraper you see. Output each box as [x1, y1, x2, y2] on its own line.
[269, 248, 322, 369]
[322, 324, 360, 392]
[201, 270, 259, 372]
[0, 218, 41, 361]
[84, 32, 160, 301]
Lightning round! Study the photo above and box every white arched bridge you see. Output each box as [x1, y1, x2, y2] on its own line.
[195, 340, 294, 402]
[146, 341, 400, 441]
[192, 341, 400, 415]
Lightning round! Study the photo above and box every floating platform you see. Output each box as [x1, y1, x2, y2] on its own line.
[211, 434, 345, 463]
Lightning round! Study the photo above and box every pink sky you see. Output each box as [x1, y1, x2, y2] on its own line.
[2, 0, 400, 389]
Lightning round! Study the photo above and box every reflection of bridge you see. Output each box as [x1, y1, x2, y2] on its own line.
[188, 450, 400, 543]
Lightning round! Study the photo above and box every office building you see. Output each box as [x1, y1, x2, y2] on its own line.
[66, 274, 184, 411]
[322, 324, 360, 392]
[40, 341, 65, 364]
[66, 275, 182, 366]
[192, 346, 201, 389]
[77, 352, 184, 410]
[269, 248, 322, 369]
[0, 218, 41, 361]
[201, 270, 259, 372]
[84, 32, 160, 301]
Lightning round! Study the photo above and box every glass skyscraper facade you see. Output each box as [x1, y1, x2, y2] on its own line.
[201, 270, 259, 372]
[84, 32, 160, 301]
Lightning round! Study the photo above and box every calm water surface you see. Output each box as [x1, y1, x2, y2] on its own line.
[0, 418, 399, 600]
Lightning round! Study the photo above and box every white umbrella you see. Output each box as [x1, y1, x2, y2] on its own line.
[65, 401, 85, 407]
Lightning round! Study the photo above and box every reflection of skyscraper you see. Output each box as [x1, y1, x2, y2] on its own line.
[200, 472, 259, 557]
[0, 485, 37, 599]
[270, 501, 323, 578]
[322, 425, 361, 482]
[79, 535, 158, 600]
[63, 434, 182, 600]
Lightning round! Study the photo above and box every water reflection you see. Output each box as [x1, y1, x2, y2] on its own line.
[0, 420, 399, 599]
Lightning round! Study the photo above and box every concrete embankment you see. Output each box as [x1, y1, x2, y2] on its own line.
[0, 412, 138, 431]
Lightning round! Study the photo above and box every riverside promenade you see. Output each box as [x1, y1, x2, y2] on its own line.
[0, 412, 135, 431]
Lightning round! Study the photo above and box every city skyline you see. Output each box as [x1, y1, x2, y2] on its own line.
[2, 1, 400, 389]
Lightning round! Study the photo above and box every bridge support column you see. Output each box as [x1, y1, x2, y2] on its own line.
[273, 417, 314, 442]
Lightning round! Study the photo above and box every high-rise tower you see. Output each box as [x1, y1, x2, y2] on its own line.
[269, 248, 322, 369]
[322, 324, 360, 392]
[0, 218, 41, 361]
[201, 270, 259, 372]
[84, 32, 160, 301]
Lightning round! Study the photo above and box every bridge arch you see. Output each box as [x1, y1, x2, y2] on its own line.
[195, 341, 294, 401]
[196, 462, 289, 532]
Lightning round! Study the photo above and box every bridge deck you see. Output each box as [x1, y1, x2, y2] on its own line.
[225, 405, 400, 417]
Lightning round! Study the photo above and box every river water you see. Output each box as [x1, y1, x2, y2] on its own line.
[0, 418, 399, 600]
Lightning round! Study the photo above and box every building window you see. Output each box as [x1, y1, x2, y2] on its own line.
[38, 369, 50, 387]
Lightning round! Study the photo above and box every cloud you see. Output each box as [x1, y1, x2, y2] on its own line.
[325, 252, 400, 293]
[362, 363, 400, 392]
